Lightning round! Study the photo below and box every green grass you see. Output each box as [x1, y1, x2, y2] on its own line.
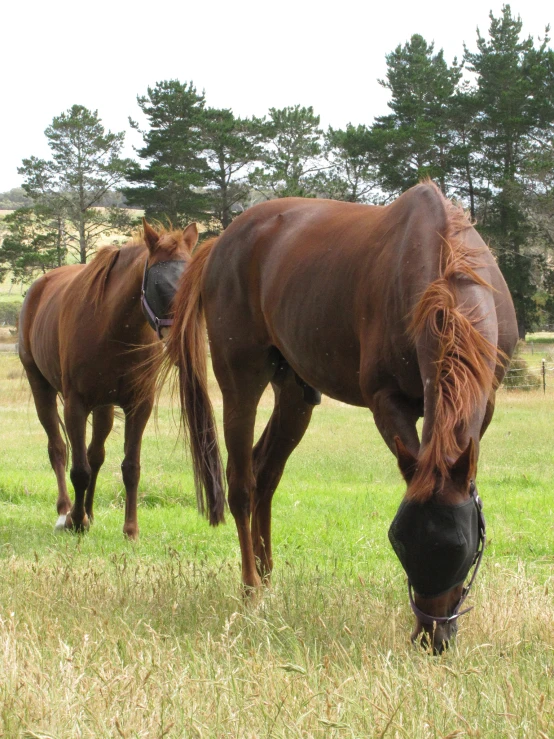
[0, 354, 553, 737]
[0, 294, 23, 304]
[0, 275, 24, 304]
[526, 332, 554, 343]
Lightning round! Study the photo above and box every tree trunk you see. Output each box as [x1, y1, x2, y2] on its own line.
[57, 217, 65, 267]
[517, 314, 526, 341]
[465, 159, 475, 221]
[79, 214, 87, 264]
[221, 180, 231, 229]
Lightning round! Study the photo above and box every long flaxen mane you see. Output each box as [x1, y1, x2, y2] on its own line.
[407, 188, 500, 502]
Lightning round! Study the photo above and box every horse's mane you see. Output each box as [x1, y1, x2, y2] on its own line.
[79, 226, 186, 308]
[407, 184, 499, 502]
[79, 245, 127, 307]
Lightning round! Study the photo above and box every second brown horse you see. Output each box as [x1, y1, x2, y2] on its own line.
[18, 220, 224, 539]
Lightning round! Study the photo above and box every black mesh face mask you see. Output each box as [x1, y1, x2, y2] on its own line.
[141, 260, 186, 338]
[388, 490, 482, 599]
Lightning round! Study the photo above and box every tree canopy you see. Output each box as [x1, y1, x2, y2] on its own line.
[2, 5, 554, 335]
[124, 80, 210, 228]
[18, 105, 134, 264]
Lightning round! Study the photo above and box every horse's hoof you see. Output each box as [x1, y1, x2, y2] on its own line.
[63, 512, 90, 533]
[241, 579, 263, 604]
[54, 514, 67, 532]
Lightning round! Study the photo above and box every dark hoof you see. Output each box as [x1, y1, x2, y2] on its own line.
[64, 512, 90, 533]
[123, 525, 139, 541]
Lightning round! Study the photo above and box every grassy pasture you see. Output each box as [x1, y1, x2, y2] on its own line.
[0, 352, 553, 738]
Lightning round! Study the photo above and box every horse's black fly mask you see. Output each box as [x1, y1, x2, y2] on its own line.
[141, 259, 186, 339]
[388, 483, 486, 625]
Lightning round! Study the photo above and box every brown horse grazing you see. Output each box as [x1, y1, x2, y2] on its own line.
[166, 181, 518, 652]
[18, 220, 209, 539]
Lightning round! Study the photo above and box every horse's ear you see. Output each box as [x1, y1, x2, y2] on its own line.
[394, 436, 418, 483]
[449, 438, 476, 485]
[182, 222, 199, 252]
[143, 218, 160, 254]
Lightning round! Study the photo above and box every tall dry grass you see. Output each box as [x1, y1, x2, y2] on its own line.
[1, 553, 553, 737]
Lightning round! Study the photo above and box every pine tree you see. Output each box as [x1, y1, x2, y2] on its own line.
[202, 108, 262, 229]
[250, 106, 324, 198]
[0, 206, 66, 283]
[318, 125, 378, 203]
[124, 80, 210, 227]
[464, 5, 554, 336]
[372, 34, 462, 195]
[19, 105, 134, 263]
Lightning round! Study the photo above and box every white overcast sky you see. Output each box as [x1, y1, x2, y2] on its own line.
[1, 0, 551, 191]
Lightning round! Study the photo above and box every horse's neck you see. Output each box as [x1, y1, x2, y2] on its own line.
[105, 247, 148, 329]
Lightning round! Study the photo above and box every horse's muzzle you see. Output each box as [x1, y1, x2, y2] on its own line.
[412, 618, 458, 654]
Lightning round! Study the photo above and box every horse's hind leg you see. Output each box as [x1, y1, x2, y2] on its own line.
[216, 351, 275, 593]
[251, 364, 315, 580]
[63, 394, 91, 532]
[25, 366, 72, 524]
[84, 405, 115, 522]
[120, 399, 153, 540]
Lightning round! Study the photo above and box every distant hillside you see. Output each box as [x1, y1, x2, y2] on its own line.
[0, 188, 32, 210]
[0, 188, 140, 210]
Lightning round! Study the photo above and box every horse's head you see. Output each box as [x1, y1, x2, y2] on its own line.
[141, 219, 199, 340]
[389, 438, 485, 654]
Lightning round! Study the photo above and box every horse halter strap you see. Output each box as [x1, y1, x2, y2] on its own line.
[141, 259, 180, 340]
[408, 483, 486, 627]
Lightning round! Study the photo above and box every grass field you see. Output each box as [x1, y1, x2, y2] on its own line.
[0, 352, 553, 738]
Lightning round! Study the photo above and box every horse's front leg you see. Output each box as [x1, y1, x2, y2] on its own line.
[63, 394, 91, 532]
[84, 405, 115, 522]
[120, 400, 153, 540]
[371, 388, 422, 458]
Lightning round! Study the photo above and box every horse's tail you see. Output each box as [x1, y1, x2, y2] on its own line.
[164, 238, 225, 525]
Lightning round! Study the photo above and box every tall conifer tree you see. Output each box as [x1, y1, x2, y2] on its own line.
[124, 81, 209, 227]
[19, 105, 133, 263]
[371, 34, 462, 194]
[465, 5, 554, 335]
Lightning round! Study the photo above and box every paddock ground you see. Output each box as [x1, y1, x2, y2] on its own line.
[0, 353, 552, 738]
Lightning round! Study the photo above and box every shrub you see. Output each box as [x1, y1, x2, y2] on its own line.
[0, 302, 21, 326]
[502, 346, 542, 391]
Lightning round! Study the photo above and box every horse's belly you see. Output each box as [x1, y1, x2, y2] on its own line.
[272, 331, 365, 407]
[29, 312, 63, 391]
